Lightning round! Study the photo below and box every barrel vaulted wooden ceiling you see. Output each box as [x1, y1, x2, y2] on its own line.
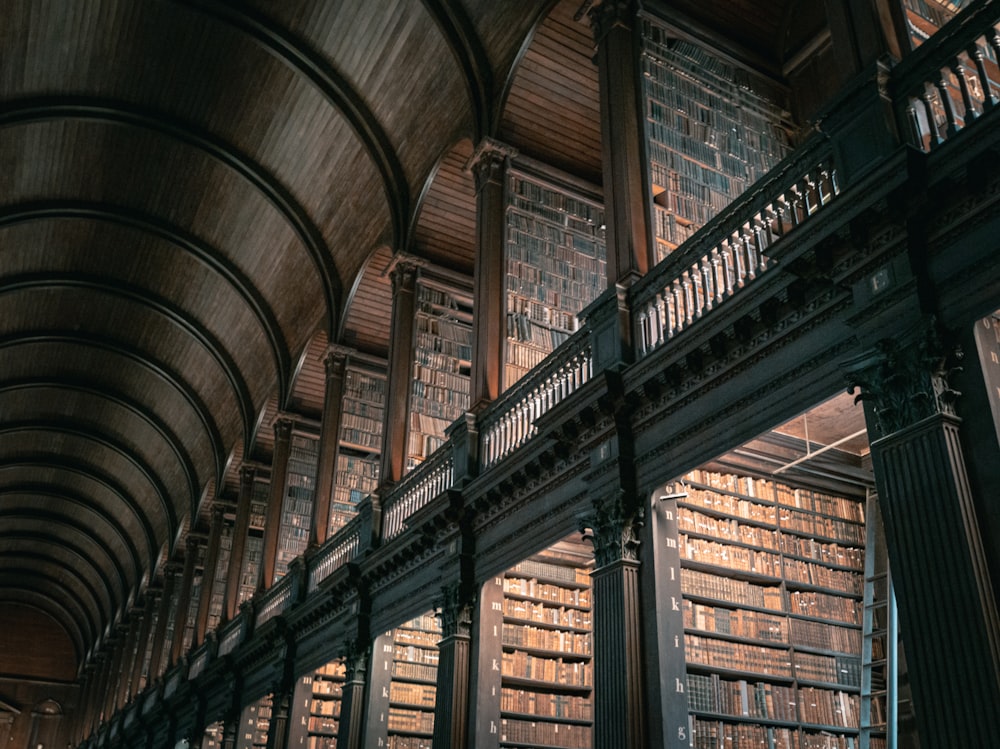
[0, 0, 817, 668]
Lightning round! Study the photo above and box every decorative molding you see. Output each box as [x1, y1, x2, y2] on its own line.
[845, 317, 962, 436]
[438, 582, 473, 639]
[588, 0, 634, 46]
[465, 137, 518, 193]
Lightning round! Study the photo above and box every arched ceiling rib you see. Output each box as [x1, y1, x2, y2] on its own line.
[0, 592, 87, 663]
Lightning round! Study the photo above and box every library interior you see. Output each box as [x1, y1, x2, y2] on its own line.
[1, 0, 1000, 748]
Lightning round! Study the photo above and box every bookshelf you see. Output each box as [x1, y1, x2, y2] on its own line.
[238, 477, 270, 605]
[503, 171, 606, 389]
[640, 23, 790, 263]
[275, 431, 319, 579]
[300, 660, 345, 749]
[669, 468, 865, 749]
[331, 366, 385, 535]
[201, 721, 223, 749]
[861, 492, 891, 749]
[206, 517, 233, 632]
[408, 279, 472, 469]
[182, 542, 206, 653]
[388, 613, 441, 748]
[237, 695, 272, 749]
[500, 542, 594, 749]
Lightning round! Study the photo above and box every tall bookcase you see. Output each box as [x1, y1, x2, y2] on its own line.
[237, 695, 272, 749]
[668, 468, 865, 749]
[503, 171, 606, 389]
[182, 541, 206, 653]
[408, 278, 472, 469]
[498, 541, 594, 749]
[331, 365, 385, 535]
[641, 23, 790, 262]
[299, 660, 345, 749]
[387, 613, 441, 748]
[861, 492, 891, 749]
[276, 430, 319, 578]
[201, 721, 223, 749]
[239, 476, 270, 606]
[206, 517, 233, 632]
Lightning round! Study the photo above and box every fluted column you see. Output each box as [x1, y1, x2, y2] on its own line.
[591, 0, 651, 286]
[381, 260, 419, 487]
[171, 535, 201, 664]
[148, 562, 181, 681]
[311, 346, 350, 546]
[336, 642, 371, 749]
[226, 466, 257, 620]
[582, 490, 647, 749]
[196, 504, 227, 644]
[468, 138, 517, 406]
[264, 686, 292, 749]
[432, 583, 473, 748]
[846, 321, 1000, 747]
[261, 417, 293, 590]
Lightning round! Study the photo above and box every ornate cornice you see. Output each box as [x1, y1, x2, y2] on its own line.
[845, 317, 961, 436]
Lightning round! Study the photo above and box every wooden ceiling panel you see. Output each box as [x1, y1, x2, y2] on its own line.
[287, 329, 330, 420]
[412, 140, 477, 274]
[500, 0, 602, 184]
[340, 245, 394, 358]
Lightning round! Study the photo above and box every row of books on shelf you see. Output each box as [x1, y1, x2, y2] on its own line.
[506, 206, 604, 251]
[416, 285, 471, 316]
[506, 312, 572, 348]
[500, 687, 592, 721]
[413, 346, 470, 374]
[504, 340, 550, 371]
[504, 599, 591, 629]
[307, 716, 339, 735]
[511, 559, 590, 585]
[507, 292, 582, 330]
[684, 601, 788, 643]
[687, 673, 797, 721]
[691, 718, 858, 749]
[415, 311, 472, 343]
[654, 204, 697, 248]
[387, 737, 431, 749]
[797, 686, 859, 728]
[774, 487, 865, 523]
[282, 496, 313, 517]
[395, 644, 439, 665]
[779, 536, 863, 571]
[503, 577, 590, 606]
[395, 631, 440, 650]
[794, 652, 861, 687]
[390, 682, 436, 708]
[683, 471, 772, 499]
[342, 393, 383, 418]
[305, 737, 337, 749]
[508, 175, 604, 228]
[393, 660, 437, 683]
[681, 484, 778, 521]
[499, 718, 591, 749]
[682, 568, 785, 611]
[505, 233, 604, 280]
[340, 411, 382, 438]
[680, 534, 782, 577]
[502, 623, 591, 656]
[786, 590, 860, 625]
[411, 383, 468, 415]
[344, 370, 385, 402]
[502, 651, 592, 687]
[790, 619, 861, 655]
[679, 507, 780, 550]
[782, 560, 863, 596]
[387, 707, 434, 734]
[339, 426, 381, 451]
[685, 634, 792, 678]
[780, 511, 865, 545]
[311, 695, 340, 712]
[411, 365, 470, 394]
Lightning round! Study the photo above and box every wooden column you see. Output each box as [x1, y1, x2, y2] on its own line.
[361, 632, 394, 749]
[171, 535, 201, 664]
[583, 491, 648, 749]
[468, 138, 517, 407]
[73, 664, 96, 745]
[311, 346, 350, 546]
[196, 504, 227, 645]
[101, 625, 127, 720]
[264, 686, 292, 749]
[337, 642, 372, 749]
[115, 610, 142, 711]
[130, 589, 159, 699]
[86, 652, 110, 736]
[226, 466, 257, 620]
[148, 563, 180, 682]
[261, 417, 293, 590]
[381, 260, 419, 487]
[432, 583, 473, 748]
[468, 574, 504, 747]
[221, 714, 238, 749]
[846, 324, 1000, 747]
[591, 0, 651, 286]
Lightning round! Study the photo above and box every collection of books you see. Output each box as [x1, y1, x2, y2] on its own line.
[685, 634, 793, 678]
[797, 687, 859, 728]
[500, 688, 591, 720]
[503, 598, 591, 629]
[684, 601, 788, 643]
[687, 673, 798, 721]
[390, 682, 436, 708]
[681, 534, 782, 577]
[499, 718, 592, 748]
[386, 708, 434, 734]
[783, 559, 864, 596]
[502, 623, 591, 656]
[682, 568, 785, 610]
[503, 577, 591, 606]
[789, 619, 861, 655]
[387, 615, 440, 744]
[501, 652, 592, 686]
[785, 590, 861, 625]
[677, 507, 781, 550]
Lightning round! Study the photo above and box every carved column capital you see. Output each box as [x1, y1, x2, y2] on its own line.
[581, 490, 644, 568]
[438, 582, 474, 639]
[323, 344, 353, 377]
[273, 416, 294, 443]
[466, 137, 517, 193]
[239, 464, 257, 486]
[387, 255, 421, 296]
[342, 639, 369, 682]
[588, 0, 637, 45]
[845, 317, 962, 436]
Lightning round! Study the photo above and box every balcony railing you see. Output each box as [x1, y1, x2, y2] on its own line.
[381, 445, 455, 541]
[255, 573, 294, 628]
[633, 137, 840, 357]
[308, 514, 362, 591]
[479, 327, 593, 470]
[895, 0, 1000, 151]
